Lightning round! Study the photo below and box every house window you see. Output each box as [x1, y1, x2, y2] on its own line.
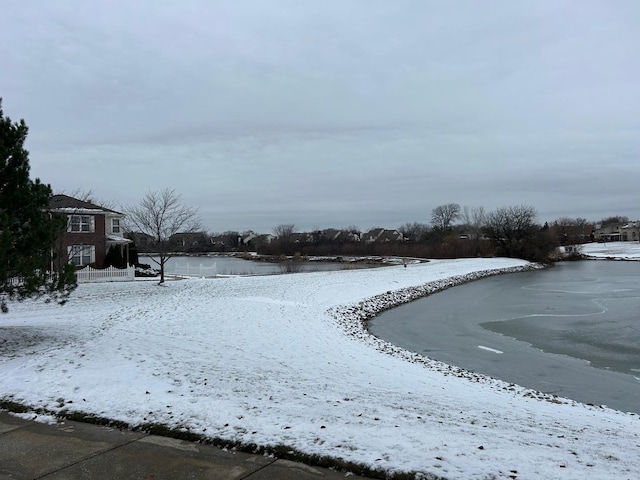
[69, 215, 94, 233]
[68, 245, 95, 266]
[111, 218, 121, 234]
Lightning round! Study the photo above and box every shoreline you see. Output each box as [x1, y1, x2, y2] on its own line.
[325, 263, 584, 407]
[362, 260, 640, 414]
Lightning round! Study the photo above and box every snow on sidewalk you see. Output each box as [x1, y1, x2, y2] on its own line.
[1, 257, 639, 479]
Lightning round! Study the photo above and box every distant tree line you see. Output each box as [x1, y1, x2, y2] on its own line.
[3, 94, 626, 313]
[126, 202, 620, 264]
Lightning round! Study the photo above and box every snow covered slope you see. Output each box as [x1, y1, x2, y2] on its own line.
[1, 258, 639, 479]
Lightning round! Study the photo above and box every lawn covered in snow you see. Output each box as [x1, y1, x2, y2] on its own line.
[2, 257, 640, 479]
[581, 241, 640, 260]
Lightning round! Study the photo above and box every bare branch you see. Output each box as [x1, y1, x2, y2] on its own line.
[431, 203, 460, 231]
[124, 188, 201, 283]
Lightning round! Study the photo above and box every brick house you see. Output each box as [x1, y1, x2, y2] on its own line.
[50, 194, 132, 270]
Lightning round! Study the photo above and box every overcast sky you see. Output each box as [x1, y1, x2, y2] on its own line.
[2, 1, 639, 233]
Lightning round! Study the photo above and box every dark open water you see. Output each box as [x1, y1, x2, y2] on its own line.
[369, 261, 640, 414]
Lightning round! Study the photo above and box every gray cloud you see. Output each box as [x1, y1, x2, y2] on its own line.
[2, 1, 639, 233]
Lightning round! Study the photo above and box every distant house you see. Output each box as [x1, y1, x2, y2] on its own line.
[593, 221, 639, 242]
[240, 231, 259, 246]
[291, 232, 313, 245]
[321, 228, 343, 243]
[169, 232, 212, 252]
[50, 194, 132, 271]
[239, 231, 273, 250]
[344, 230, 362, 242]
[362, 228, 404, 243]
[320, 228, 361, 243]
[620, 222, 640, 242]
[250, 234, 275, 250]
[362, 228, 385, 243]
[593, 223, 622, 242]
[458, 232, 491, 241]
[378, 229, 405, 242]
[127, 232, 155, 252]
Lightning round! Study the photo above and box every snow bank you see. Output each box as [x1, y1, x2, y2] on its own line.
[1, 258, 639, 479]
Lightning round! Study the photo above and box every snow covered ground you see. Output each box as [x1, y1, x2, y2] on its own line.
[581, 241, 640, 260]
[2, 257, 640, 479]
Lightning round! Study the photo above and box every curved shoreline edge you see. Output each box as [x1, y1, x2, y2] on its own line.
[325, 262, 617, 409]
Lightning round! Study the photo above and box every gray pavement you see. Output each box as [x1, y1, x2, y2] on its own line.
[0, 411, 372, 480]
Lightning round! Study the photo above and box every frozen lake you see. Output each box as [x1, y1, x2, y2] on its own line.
[369, 260, 640, 413]
[140, 254, 374, 276]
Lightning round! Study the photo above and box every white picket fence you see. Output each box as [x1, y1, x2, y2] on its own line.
[173, 262, 217, 278]
[76, 265, 136, 283]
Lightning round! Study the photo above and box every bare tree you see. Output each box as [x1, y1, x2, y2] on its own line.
[124, 189, 201, 284]
[431, 203, 460, 231]
[552, 217, 591, 248]
[273, 223, 296, 254]
[342, 225, 361, 242]
[553, 217, 577, 246]
[398, 222, 429, 242]
[601, 215, 628, 226]
[273, 223, 295, 239]
[460, 206, 486, 239]
[484, 205, 554, 261]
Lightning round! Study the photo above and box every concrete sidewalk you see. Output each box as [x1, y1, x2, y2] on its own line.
[0, 411, 371, 479]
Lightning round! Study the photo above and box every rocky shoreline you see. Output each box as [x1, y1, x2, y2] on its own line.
[325, 263, 604, 408]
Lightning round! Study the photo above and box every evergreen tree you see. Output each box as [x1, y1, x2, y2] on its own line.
[0, 99, 77, 313]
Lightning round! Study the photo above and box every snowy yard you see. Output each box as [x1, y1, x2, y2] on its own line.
[1, 257, 640, 479]
[581, 241, 640, 260]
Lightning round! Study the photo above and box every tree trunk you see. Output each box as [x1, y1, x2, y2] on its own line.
[159, 257, 166, 284]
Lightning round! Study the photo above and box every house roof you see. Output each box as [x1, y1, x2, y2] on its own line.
[106, 234, 133, 244]
[621, 222, 639, 229]
[362, 228, 403, 242]
[50, 194, 123, 215]
[321, 228, 343, 241]
[377, 229, 404, 242]
[362, 228, 385, 242]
